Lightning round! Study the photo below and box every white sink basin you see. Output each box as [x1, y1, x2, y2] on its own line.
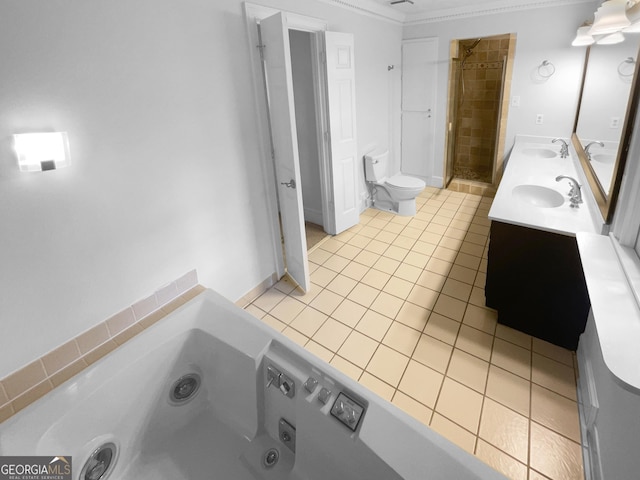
[591, 153, 615, 164]
[521, 147, 557, 158]
[512, 184, 565, 208]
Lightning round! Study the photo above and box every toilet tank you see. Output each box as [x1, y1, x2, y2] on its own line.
[364, 149, 388, 182]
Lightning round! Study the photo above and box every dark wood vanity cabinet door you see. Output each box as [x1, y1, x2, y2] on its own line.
[485, 221, 590, 350]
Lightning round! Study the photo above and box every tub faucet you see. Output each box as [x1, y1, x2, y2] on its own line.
[584, 141, 604, 161]
[552, 138, 569, 158]
[555, 175, 582, 207]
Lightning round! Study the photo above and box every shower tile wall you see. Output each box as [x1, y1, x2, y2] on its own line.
[454, 37, 510, 184]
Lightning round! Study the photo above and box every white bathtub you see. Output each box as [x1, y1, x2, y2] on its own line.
[0, 289, 506, 480]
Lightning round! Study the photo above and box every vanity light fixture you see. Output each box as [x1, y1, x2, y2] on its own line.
[573, 1, 640, 46]
[596, 31, 626, 44]
[624, 1, 640, 32]
[572, 24, 595, 46]
[13, 132, 71, 172]
[589, 0, 630, 36]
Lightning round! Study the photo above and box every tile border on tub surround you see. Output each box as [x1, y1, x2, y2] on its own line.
[0, 270, 204, 424]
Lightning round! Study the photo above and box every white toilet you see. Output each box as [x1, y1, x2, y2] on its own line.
[364, 148, 426, 216]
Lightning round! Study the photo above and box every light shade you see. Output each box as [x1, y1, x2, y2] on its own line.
[572, 25, 595, 46]
[13, 132, 71, 172]
[589, 0, 630, 36]
[624, 2, 640, 31]
[597, 31, 626, 44]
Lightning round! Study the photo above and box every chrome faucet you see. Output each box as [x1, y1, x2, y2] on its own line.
[584, 141, 604, 161]
[552, 138, 569, 158]
[555, 175, 583, 207]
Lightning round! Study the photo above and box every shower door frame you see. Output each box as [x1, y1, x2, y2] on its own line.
[444, 50, 460, 188]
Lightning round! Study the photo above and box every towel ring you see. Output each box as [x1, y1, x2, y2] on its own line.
[538, 60, 555, 78]
[618, 57, 636, 77]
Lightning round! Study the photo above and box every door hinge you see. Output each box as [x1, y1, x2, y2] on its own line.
[257, 43, 266, 62]
[321, 49, 326, 65]
[323, 131, 329, 143]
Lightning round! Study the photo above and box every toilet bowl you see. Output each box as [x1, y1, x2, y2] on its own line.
[364, 149, 426, 216]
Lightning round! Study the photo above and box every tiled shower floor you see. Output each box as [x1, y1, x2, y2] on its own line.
[454, 164, 492, 184]
[245, 188, 583, 480]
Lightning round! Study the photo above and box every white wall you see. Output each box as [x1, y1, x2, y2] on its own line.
[0, 0, 402, 378]
[290, 29, 323, 224]
[403, 1, 599, 183]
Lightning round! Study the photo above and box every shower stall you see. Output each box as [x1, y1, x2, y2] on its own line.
[446, 35, 515, 191]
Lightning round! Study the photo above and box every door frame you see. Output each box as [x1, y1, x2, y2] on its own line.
[244, 3, 334, 280]
[444, 34, 516, 189]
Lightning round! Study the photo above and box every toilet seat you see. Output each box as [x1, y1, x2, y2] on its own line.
[386, 174, 425, 190]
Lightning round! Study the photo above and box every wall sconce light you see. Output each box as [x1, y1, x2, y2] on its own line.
[13, 132, 71, 172]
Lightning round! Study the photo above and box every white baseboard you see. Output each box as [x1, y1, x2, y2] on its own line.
[304, 207, 323, 225]
[429, 176, 444, 188]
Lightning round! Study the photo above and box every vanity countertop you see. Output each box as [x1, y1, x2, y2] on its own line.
[577, 232, 640, 392]
[488, 135, 602, 236]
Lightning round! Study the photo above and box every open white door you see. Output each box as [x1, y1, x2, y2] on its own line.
[260, 12, 310, 292]
[324, 32, 359, 235]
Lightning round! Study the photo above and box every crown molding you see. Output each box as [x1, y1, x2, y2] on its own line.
[314, 0, 406, 24]
[313, 0, 596, 25]
[402, 0, 596, 25]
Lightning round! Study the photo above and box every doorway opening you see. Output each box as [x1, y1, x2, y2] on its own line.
[289, 29, 330, 250]
[445, 34, 516, 194]
[304, 222, 328, 250]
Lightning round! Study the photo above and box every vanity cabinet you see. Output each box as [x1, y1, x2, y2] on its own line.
[577, 312, 640, 480]
[485, 221, 590, 350]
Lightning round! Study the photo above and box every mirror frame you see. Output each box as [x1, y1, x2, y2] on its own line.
[572, 44, 640, 224]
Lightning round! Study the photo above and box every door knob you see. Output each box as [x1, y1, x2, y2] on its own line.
[281, 179, 296, 189]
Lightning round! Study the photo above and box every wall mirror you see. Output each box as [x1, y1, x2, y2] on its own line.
[573, 37, 640, 224]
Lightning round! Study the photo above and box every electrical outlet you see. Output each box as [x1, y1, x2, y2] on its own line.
[535, 114, 544, 125]
[610, 117, 620, 128]
[511, 96, 521, 107]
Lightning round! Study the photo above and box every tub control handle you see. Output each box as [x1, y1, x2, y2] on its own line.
[280, 381, 291, 396]
[279, 374, 295, 398]
[266, 365, 280, 389]
[281, 179, 296, 189]
[331, 392, 365, 431]
[266, 365, 295, 399]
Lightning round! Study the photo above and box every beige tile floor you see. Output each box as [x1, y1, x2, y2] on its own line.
[246, 188, 584, 480]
